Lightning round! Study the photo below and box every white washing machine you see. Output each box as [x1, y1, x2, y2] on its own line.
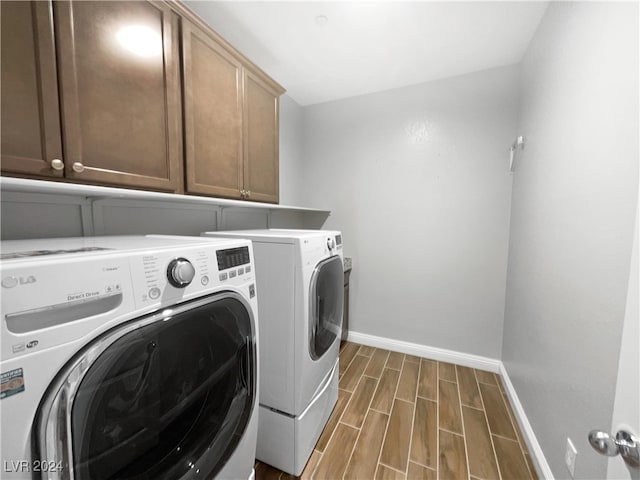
[202, 229, 344, 475]
[0, 235, 260, 480]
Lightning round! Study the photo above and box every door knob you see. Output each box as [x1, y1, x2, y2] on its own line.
[72, 162, 85, 173]
[588, 429, 640, 468]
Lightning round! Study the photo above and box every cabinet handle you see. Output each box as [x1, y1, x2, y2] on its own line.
[50, 159, 64, 171]
[240, 190, 246, 199]
[72, 162, 85, 173]
[246, 190, 251, 198]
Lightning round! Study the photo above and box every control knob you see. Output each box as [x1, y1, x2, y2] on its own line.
[167, 258, 195, 288]
[327, 237, 335, 251]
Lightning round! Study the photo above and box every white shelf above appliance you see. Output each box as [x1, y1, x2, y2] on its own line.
[0, 177, 330, 215]
[1, 177, 332, 240]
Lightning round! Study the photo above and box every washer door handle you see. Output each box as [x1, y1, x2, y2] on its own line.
[238, 336, 252, 396]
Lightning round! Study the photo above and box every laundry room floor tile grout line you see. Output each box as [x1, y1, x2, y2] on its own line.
[475, 373, 503, 480]
[372, 349, 404, 479]
[342, 355, 383, 479]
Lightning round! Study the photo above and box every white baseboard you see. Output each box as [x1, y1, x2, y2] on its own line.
[499, 363, 555, 479]
[346, 330, 501, 372]
[346, 330, 554, 479]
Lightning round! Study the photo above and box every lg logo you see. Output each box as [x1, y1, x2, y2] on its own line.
[1, 275, 37, 288]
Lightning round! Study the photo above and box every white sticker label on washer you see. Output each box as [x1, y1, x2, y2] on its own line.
[1, 368, 25, 399]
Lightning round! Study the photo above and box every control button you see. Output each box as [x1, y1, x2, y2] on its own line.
[167, 258, 195, 288]
[201, 275, 210, 286]
[238, 267, 245, 275]
[219, 272, 228, 281]
[249, 284, 256, 298]
[229, 270, 237, 279]
[148, 287, 161, 299]
[245, 265, 252, 273]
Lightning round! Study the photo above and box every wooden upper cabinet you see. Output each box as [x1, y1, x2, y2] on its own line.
[182, 19, 244, 198]
[243, 70, 281, 204]
[181, 15, 285, 203]
[54, 1, 183, 192]
[1, 1, 63, 177]
[2, 1, 285, 203]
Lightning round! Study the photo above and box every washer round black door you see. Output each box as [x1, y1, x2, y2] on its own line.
[33, 292, 256, 480]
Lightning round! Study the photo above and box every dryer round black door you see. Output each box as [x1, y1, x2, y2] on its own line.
[33, 292, 256, 480]
[309, 255, 344, 360]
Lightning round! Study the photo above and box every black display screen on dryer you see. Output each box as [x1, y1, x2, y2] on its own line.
[216, 246, 250, 271]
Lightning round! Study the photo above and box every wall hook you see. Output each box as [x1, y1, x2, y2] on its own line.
[509, 136, 525, 173]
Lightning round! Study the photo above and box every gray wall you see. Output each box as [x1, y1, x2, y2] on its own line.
[502, 2, 639, 479]
[278, 94, 305, 206]
[299, 66, 519, 359]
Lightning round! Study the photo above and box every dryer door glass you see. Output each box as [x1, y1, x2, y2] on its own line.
[309, 255, 344, 360]
[45, 294, 256, 480]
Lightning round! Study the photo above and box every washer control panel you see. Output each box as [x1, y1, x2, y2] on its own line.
[0, 238, 255, 361]
[132, 244, 254, 308]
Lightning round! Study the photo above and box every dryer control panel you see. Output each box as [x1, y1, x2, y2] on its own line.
[299, 233, 344, 270]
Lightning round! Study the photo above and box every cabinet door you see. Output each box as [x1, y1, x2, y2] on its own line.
[1, 1, 63, 178]
[182, 19, 244, 199]
[54, 1, 182, 192]
[243, 71, 280, 204]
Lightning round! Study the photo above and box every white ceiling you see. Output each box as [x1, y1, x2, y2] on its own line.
[185, 1, 549, 106]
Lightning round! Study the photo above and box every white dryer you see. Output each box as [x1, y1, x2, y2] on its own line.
[0, 235, 260, 480]
[202, 229, 344, 475]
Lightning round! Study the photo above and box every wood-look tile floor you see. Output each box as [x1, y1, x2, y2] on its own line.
[255, 341, 538, 480]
